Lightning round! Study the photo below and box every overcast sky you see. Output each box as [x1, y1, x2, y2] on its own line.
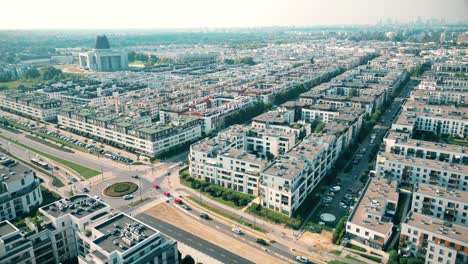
[1, 0, 467, 29]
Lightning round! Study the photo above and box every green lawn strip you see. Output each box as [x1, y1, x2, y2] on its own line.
[330, 250, 342, 256]
[345, 255, 365, 263]
[246, 203, 302, 229]
[345, 243, 367, 252]
[0, 146, 64, 187]
[0, 135, 100, 179]
[129, 197, 150, 207]
[356, 253, 382, 263]
[187, 196, 266, 233]
[179, 168, 254, 209]
[25, 135, 75, 153]
[0, 124, 23, 134]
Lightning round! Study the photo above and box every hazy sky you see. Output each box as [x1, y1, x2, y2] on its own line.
[1, 0, 467, 29]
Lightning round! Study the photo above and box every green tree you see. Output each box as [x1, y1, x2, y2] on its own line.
[239, 57, 255, 65]
[387, 249, 398, 264]
[24, 68, 40, 79]
[128, 51, 136, 62]
[181, 255, 195, 264]
[41, 67, 63, 81]
[224, 58, 235, 65]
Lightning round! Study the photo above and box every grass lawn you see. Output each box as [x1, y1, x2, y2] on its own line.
[0, 79, 44, 89]
[357, 253, 382, 263]
[346, 243, 367, 252]
[345, 255, 365, 263]
[188, 196, 265, 233]
[129, 197, 150, 207]
[247, 203, 302, 229]
[0, 135, 100, 179]
[25, 135, 75, 153]
[330, 250, 342, 256]
[104, 182, 138, 197]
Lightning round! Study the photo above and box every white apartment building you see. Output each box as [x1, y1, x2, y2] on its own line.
[301, 104, 341, 123]
[0, 156, 43, 221]
[259, 156, 308, 216]
[0, 92, 62, 121]
[26, 194, 178, 264]
[383, 132, 468, 165]
[346, 178, 398, 249]
[0, 221, 36, 264]
[400, 212, 468, 264]
[375, 152, 468, 191]
[412, 183, 468, 226]
[58, 107, 203, 157]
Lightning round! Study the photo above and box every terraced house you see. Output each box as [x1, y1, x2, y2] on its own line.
[0, 91, 62, 121]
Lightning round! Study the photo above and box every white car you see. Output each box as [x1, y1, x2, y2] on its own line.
[323, 196, 333, 202]
[296, 256, 309, 263]
[330, 186, 341, 192]
[339, 202, 348, 209]
[123, 195, 134, 200]
[231, 228, 242, 234]
[94, 196, 101, 200]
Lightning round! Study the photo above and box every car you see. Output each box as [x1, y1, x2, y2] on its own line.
[296, 256, 310, 263]
[152, 183, 159, 189]
[131, 175, 139, 179]
[181, 204, 191, 210]
[163, 192, 170, 197]
[82, 187, 90, 193]
[123, 195, 134, 200]
[323, 196, 333, 202]
[344, 194, 353, 200]
[231, 228, 242, 234]
[330, 186, 341, 192]
[256, 238, 268, 245]
[71, 178, 78, 182]
[347, 188, 354, 193]
[54, 166, 59, 170]
[164, 171, 171, 176]
[199, 213, 210, 220]
[94, 196, 101, 200]
[325, 192, 335, 196]
[339, 202, 348, 209]
[178, 161, 184, 166]
[174, 198, 183, 204]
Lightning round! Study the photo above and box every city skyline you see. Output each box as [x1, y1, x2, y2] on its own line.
[1, 0, 467, 30]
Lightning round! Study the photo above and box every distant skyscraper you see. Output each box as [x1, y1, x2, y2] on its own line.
[440, 32, 446, 43]
[79, 35, 128, 72]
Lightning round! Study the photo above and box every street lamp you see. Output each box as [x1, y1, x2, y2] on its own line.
[138, 176, 142, 201]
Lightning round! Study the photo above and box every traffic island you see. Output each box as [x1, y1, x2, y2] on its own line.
[104, 182, 138, 197]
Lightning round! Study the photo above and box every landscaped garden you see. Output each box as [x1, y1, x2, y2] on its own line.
[104, 182, 138, 197]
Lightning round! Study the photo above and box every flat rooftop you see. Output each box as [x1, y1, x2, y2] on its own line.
[349, 178, 398, 235]
[262, 156, 307, 179]
[0, 156, 34, 184]
[414, 183, 468, 203]
[93, 213, 157, 254]
[41, 194, 108, 219]
[0, 221, 16, 237]
[377, 152, 468, 174]
[404, 212, 468, 245]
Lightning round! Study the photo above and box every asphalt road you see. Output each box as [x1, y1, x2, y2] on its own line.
[136, 213, 255, 264]
[310, 79, 419, 225]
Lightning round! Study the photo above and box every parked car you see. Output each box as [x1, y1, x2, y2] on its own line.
[71, 178, 78, 182]
[174, 198, 182, 204]
[323, 196, 333, 202]
[152, 183, 159, 189]
[178, 161, 184, 166]
[296, 256, 310, 263]
[131, 175, 139, 179]
[94, 196, 101, 200]
[339, 202, 348, 209]
[199, 213, 210, 220]
[164, 171, 171, 176]
[330, 186, 341, 192]
[123, 195, 134, 200]
[163, 192, 170, 197]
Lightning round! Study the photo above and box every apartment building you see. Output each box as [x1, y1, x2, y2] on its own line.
[0, 221, 36, 264]
[383, 132, 468, 165]
[58, 107, 203, 157]
[400, 212, 468, 264]
[375, 152, 468, 191]
[0, 155, 43, 221]
[412, 183, 468, 226]
[0, 92, 62, 121]
[259, 156, 308, 216]
[21, 194, 178, 264]
[346, 178, 399, 249]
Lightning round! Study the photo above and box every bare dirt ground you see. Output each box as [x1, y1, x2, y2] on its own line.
[298, 230, 336, 252]
[145, 203, 285, 264]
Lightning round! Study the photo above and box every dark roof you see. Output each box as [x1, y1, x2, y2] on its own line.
[95, 35, 110, 49]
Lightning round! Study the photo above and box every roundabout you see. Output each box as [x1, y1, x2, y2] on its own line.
[104, 181, 138, 197]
